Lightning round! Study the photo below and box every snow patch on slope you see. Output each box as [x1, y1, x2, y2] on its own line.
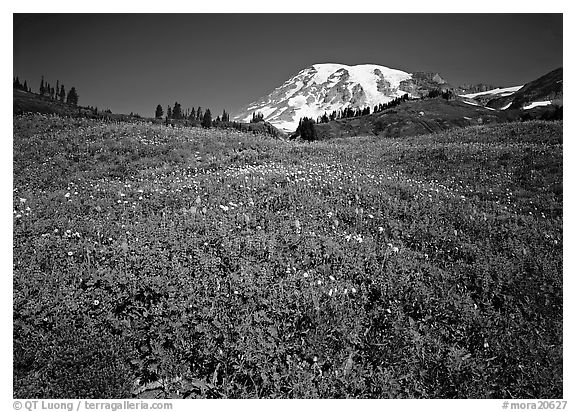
[523, 100, 552, 110]
[459, 85, 523, 98]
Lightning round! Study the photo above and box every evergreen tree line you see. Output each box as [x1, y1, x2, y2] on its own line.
[427, 89, 454, 100]
[250, 112, 265, 123]
[38, 75, 79, 106]
[372, 93, 410, 114]
[13, 77, 31, 93]
[315, 90, 455, 125]
[155, 103, 235, 129]
[316, 106, 372, 124]
[14, 75, 80, 107]
[154, 104, 282, 137]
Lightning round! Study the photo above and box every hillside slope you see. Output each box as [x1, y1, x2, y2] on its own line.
[13, 89, 93, 116]
[486, 68, 562, 110]
[314, 98, 519, 140]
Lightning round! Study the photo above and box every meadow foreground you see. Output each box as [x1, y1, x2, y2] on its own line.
[13, 115, 562, 398]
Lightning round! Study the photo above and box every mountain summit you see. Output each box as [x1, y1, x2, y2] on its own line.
[233, 63, 450, 132]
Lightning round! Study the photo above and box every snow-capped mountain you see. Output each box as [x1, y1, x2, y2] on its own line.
[233, 63, 450, 132]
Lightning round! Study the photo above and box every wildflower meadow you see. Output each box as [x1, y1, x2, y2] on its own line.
[13, 114, 562, 398]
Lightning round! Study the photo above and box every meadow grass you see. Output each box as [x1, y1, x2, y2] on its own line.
[13, 114, 562, 398]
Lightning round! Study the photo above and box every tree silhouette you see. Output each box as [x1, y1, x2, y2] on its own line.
[66, 87, 79, 106]
[202, 109, 212, 128]
[251, 112, 264, 123]
[155, 105, 164, 119]
[172, 102, 182, 119]
[59, 85, 66, 102]
[296, 117, 317, 141]
[222, 109, 230, 122]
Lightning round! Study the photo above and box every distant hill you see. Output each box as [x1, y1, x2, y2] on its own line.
[313, 98, 520, 140]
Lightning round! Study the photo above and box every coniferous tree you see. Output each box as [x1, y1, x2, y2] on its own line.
[441, 90, 454, 100]
[59, 85, 66, 102]
[66, 87, 79, 106]
[172, 102, 182, 119]
[23, 80, 28, 91]
[40, 76, 45, 95]
[196, 107, 203, 120]
[296, 117, 316, 141]
[155, 105, 164, 119]
[201, 109, 212, 128]
[167, 106, 172, 119]
[250, 112, 264, 123]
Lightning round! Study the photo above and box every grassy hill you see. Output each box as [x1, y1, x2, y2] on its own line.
[14, 89, 286, 138]
[13, 114, 562, 398]
[314, 98, 521, 140]
[13, 89, 92, 116]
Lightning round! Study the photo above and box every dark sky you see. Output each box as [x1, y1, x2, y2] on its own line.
[13, 14, 562, 118]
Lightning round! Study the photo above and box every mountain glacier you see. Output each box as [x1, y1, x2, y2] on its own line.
[233, 63, 448, 132]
